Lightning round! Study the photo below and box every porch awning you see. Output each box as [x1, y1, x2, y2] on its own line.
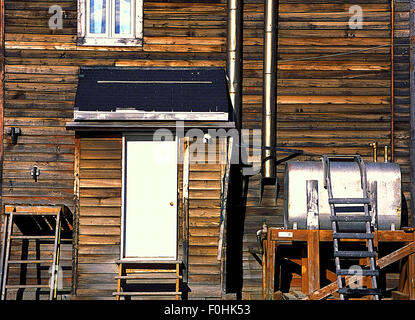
[73, 66, 231, 121]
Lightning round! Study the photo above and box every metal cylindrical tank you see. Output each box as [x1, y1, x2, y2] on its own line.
[284, 160, 401, 231]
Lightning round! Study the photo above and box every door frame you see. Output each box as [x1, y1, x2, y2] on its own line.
[120, 132, 179, 261]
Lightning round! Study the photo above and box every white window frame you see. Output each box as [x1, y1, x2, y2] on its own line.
[77, 0, 143, 46]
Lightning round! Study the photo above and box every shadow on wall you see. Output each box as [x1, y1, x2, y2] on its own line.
[225, 164, 247, 298]
[401, 192, 409, 227]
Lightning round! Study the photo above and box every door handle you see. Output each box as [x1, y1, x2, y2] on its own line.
[170, 202, 174, 206]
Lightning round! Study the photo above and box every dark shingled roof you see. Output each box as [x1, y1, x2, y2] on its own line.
[74, 67, 230, 114]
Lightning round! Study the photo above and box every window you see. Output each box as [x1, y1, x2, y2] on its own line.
[77, 0, 143, 46]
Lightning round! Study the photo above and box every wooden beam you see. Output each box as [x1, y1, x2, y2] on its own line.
[265, 235, 276, 299]
[269, 228, 414, 242]
[182, 137, 190, 284]
[305, 242, 415, 300]
[391, 290, 410, 300]
[307, 230, 320, 294]
[262, 239, 267, 300]
[301, 246, 308, 295]
[409, 233, 415, 299]
[72, 136, 80, 296]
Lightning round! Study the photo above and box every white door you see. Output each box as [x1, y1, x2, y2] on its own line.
[123, 136, 178, 260]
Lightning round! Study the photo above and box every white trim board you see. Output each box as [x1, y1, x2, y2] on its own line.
[74, 110, 229, 121]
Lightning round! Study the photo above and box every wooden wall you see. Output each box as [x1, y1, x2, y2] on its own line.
[1, 0, 412, 300]
[393, 0, 411, 227]
[239, 0, 397, 299]
[76, 134, 122, 298]
[2, 0, 230, 299]
[75, 134, 226, 299]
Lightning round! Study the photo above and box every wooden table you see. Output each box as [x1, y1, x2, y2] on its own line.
[262, 228, 415, 300]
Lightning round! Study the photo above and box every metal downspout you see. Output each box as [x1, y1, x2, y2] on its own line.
[227, 0, 242, 129]
[262, 0, 277, 179]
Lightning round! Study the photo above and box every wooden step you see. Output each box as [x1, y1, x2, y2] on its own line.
[113, 292, 182, 296]
[125, 269, 178, 273]
[8, 259, 53, 264]
[5, 285, 50, 289]
[115, 274, 182, 280]
[10, 235, 55, 240]
[115, 278, 180, 284]
[116, 260, 182, 265]
[9, 212, 60, 216]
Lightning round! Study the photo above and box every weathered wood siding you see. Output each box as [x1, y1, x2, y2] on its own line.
[2, 0, 229, 299]
[186, 140, 226, 299]
[76, 135, 122, 298]
[76, 135, 225, 299]
[240, 0, 397, 299]
[2, 0, 412, 301]
[393, 0, 411, 225]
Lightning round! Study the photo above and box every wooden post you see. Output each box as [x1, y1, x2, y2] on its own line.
[265, 234, 276, 299]
[0, 213, 7, 292]
[175, 263, 180, 300]
[409, 233, 415, 299]
[116, 263, 122, 301]
[182, 137, 190, 284]
[72, 136, 81, 296]
[262, 239, 268, 300]
[1, 210, 13, 300]
[301, 246, 308, 294]
[307, 230, 320, 294]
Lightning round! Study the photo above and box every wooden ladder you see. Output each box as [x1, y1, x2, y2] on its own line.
[113, 260, 182, 300]
[0, 205, 63, 300]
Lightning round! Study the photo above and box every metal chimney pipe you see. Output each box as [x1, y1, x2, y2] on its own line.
[262, 0, 277, 178]
[227, 0, 243, 129]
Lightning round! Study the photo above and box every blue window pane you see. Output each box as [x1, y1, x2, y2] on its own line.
[115, 0, 131, 34]
[90, 0, 106, 34]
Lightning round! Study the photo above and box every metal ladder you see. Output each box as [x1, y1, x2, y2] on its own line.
[0, 205, 62, 300]
[322, 155, 381, 300]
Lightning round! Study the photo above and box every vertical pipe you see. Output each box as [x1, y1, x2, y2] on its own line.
[0, 0, 4, 203]
[262, 0, 277, 178]
[391, 0, 395, 162]
[227, 0, 242, 129]
[410, 0, 415, 227]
